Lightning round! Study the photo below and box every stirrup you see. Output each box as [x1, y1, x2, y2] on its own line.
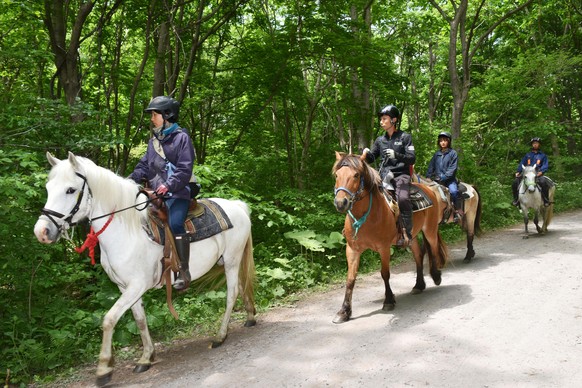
[173, 272, 191, 291]
[395, 230, 411, 248]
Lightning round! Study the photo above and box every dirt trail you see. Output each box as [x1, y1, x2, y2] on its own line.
[68, 210, 582, 388]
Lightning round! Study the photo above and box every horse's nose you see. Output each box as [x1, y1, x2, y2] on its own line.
[334, 197, 350, 213]
[527, 185, 536, 192]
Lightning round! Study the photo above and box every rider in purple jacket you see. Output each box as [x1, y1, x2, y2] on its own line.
[129, 96, 196, 291]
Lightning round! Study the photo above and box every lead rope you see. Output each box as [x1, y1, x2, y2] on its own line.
[74, 213, 115, 265]
[347, 192, 373, 239]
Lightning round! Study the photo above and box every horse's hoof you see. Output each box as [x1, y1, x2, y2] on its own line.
[332, 313, 350, 324]
[211, 338, 225, 348]
[522, 235, 529, 239]
[382, 303, 395, 311]
[244, 319, 257, 327]
[96, 371, 113, 387]
[133, 363, 151, 373]
[411, 288, 423, 295]
[463, 257, 472, 263]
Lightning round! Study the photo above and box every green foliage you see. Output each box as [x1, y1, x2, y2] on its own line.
[1, 0, 582, 385]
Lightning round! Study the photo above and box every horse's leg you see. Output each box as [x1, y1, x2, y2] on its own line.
[379, 248, 395, 311]
[333, 245, 360, 323]
[212, 265, 240, 348]
[410, 237, 426, 294]
[131, 299, 155, 373]
[521, 207, 530, 237]
[463, 209, 476, 263]
[534, 209, 542, 234]
[96, 287, 146, 386]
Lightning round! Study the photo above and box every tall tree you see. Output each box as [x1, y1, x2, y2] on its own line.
[427, 0, 534, 139]
[43, 0, 122, 106]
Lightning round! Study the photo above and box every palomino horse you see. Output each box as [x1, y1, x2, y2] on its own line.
[34, 152, 256, 386]
[414, 175, 482, 262]
[518, 165, 555, 237]
[332, 152, 448, 323]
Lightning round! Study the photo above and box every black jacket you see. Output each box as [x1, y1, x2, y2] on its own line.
[366, 131, 416, 178]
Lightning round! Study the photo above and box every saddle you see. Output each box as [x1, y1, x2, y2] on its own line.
[141, 189, 233, 272]
[381, 183, 434, 246]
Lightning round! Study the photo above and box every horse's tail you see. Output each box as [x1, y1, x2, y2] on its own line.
[234, 200, 256, 318]
[473, 186, 483, 236]
[436, 231, 449, 269]
[424, 231, 449, 270]
[544, 187, 556, 228]
[239, 231, 257, 319]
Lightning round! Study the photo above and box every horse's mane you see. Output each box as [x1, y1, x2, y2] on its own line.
[51, 156, 145, 231]
[332, 153, 382, 195]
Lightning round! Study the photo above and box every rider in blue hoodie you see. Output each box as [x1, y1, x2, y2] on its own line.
[129, 96, 197, 291]
[426, 132, 462, 222]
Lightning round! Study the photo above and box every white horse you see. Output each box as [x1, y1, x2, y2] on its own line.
[33, 152, 256, 386]
[518, 165, 555, 237]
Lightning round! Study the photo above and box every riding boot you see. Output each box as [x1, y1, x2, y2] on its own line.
[396, 211, 413, 248]
[453, 197, 464, 223]
[511, 177, 520, 206]
[173, 234, 191, 291]
[540, 182, 550, 207]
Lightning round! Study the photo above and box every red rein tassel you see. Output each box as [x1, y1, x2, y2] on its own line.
[75, 214, 114, 265]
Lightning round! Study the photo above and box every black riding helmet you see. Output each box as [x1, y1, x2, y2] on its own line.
[437, 131, 452, 146]
[530, 137, 542, 144]
[144, 96, 180, 123]
[377, 105, 400, 120]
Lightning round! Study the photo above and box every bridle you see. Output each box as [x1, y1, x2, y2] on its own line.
[40, 172, 92, 235]
[334, 164, 372, 238]
[334, 165, 365, 211]
[40, 172, 153, 237]
[520, 168, 539, 194]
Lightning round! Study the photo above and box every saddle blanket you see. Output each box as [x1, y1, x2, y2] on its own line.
[147, 199, 233, 244]
[410, 183, 433, 212]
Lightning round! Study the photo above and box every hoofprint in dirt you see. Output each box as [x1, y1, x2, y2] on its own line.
[63, 210, 582, 388]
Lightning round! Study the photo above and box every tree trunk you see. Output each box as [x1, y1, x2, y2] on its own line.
[43, 0, 95, 106]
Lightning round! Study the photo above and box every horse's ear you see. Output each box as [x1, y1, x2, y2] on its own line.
[46, 152, 60, 166]
[68, 151, 79, 169]
[522, 164, 526, 170]
[335, 151, 345, 161]
[359, 152, 367, 162]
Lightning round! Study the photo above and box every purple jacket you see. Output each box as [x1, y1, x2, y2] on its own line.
[129, 128, 195, 200]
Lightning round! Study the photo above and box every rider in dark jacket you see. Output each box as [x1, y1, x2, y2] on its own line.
[364, 105, 416, 247]
[426, 132, 462, 221]
[129, 96, 196, 291]
[511, 137, 550, 207]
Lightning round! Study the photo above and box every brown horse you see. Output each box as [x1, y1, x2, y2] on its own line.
[414, 175, 482, 262]
[332, 152, 448, 323]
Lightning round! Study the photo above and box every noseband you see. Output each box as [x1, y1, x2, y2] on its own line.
[40, 172, 92, 233]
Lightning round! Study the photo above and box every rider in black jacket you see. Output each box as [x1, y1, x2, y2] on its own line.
[364, 105, 416, 247]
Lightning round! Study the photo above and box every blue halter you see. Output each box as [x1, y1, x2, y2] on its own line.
[334, 175, 372, 239]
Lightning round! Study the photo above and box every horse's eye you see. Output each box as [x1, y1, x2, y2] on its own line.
[66, 188, 76, 194]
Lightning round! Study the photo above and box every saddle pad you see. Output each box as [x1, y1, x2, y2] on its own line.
[410, 184, 433, 212]
[184, 199, 233, 242]
[147, 199, 233, 244]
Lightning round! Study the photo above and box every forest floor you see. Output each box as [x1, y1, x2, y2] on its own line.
[57, 209, 582, 387]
